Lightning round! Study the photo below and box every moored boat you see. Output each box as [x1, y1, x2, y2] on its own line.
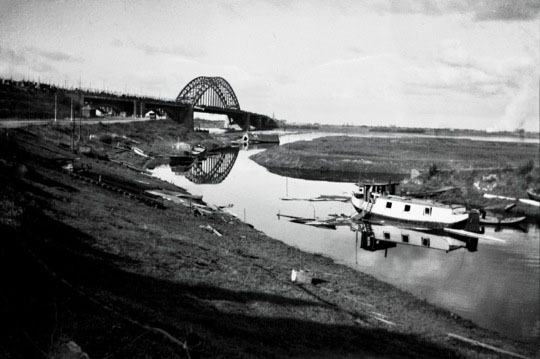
[479, 215, 526, 225]
[351, 181, 472, 230]
[191, 144, 207, 156]
[526, 189, 540, 202]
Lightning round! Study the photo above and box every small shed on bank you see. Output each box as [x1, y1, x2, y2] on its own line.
[81, 104, 96, 118]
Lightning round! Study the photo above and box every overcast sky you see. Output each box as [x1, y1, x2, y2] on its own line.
[0, 0, 538, 131]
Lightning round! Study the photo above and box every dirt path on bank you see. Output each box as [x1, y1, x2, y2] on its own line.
[1, 124, 537, 358]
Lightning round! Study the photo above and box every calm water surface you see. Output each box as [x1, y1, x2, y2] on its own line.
[152, 132, 540, 341]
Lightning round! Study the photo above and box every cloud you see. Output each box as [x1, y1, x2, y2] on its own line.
[308, 54, 389, 72]
[135, 43, 206, 59]
[348, 46, 366, 56]
[0, 46, 26, 64]
[0, 45, 82, 78]
[26, 47, 82, 62]
[371, 0, 540, 21]
[110, 38, 124, 48]
[497, 46, 539, 130]
[474, 0, 540, 21]
[30, 62, 54, 73]
[403, 39, 532, 97]
[499, 75, 538, 130]
[402, 39, 539, 130]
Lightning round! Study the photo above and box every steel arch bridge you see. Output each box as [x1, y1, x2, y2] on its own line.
[176, 76, 240, 110]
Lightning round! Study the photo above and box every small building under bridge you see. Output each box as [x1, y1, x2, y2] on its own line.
[81, 104, 96, 118]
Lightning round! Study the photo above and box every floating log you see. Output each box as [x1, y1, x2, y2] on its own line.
[280, 195, 349, 202]
[277, 213, 315, 222]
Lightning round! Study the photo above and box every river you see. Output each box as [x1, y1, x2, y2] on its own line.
[152, 131, 540, 342]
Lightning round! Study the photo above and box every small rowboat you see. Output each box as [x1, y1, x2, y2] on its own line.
[527, 189, 540, 202]
[191, 144, 206, 156]
[132, 146, 149, 157]
[479, 216, 526, 225]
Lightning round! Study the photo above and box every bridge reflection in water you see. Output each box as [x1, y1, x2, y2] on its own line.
[171, 147, 239, 184]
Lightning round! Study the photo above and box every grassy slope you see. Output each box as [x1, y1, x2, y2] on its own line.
[0, 83, 78, 120]
[1, 126, 537, 358]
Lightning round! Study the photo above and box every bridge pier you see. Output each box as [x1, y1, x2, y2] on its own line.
[139, 101, 145, 118]
[244, 113, 251, 131]
[178, 104, 194, 129]
[253, 116, 262, 129]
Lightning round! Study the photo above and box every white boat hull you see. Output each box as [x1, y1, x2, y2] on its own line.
[351, 194, 469, 229]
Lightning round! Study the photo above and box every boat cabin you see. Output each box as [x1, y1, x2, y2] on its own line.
[355, 181, 400, 203]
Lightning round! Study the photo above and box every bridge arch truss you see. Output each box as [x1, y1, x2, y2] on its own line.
[176, 76, 240, 110]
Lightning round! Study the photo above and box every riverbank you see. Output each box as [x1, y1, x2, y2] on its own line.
[1, 122, 537, 358]
[251, 135, 540, 218]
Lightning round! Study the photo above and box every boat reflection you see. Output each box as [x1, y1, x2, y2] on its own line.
[241, 142, 279, 151]
[170, 147, 239, 184]
[355, 223, 478, 256]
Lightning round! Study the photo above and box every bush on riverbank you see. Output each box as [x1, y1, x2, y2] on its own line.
[400, 165, 540, 217]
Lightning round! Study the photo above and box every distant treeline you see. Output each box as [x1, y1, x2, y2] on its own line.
[369, 126, 425, 134]
[283, 124, 320, 130]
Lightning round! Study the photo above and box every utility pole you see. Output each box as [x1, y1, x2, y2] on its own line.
[54, 93, 57, 123]
[78, 102, 82, 141]
[71, 98, 75, 151]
